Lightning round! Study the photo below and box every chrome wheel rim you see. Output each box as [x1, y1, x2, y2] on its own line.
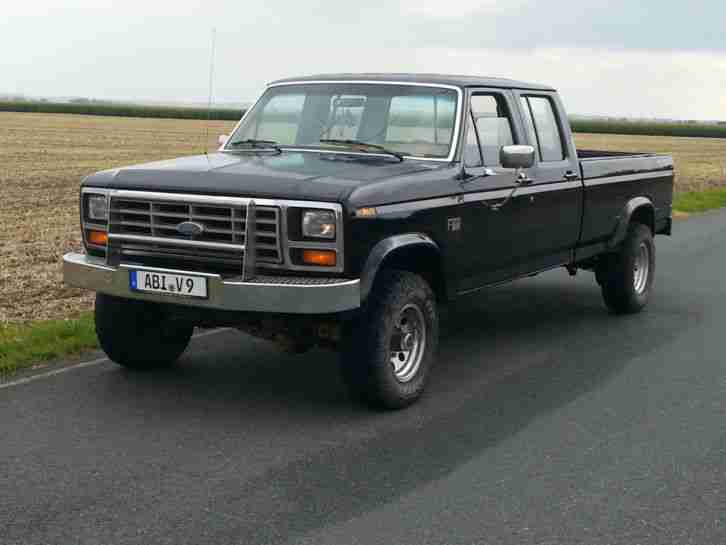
[633, 242, 650, 295]
[389, 303, 426, 383]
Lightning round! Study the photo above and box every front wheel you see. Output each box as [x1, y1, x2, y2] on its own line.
[339, 270, 439, 410]
[597, 223, 655, 314]
[95, 293, 193, 369]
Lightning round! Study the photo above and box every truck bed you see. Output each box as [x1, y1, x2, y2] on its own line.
[575, 149, 675, 254]
[577, 149, 659, 160]
[577, 149, 674, 180]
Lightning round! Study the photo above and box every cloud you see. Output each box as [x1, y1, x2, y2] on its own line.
[401, 0, 726, 51]
[230, 46, 726, 120]
[399, 0, 525, 18]
[2, 0, 725, 119]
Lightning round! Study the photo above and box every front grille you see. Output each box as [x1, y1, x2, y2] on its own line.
[108, 196, 282, 272]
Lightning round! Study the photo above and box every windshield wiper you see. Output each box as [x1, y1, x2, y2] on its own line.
[319, 139, 404, 162]
[226, 139, 281, 153]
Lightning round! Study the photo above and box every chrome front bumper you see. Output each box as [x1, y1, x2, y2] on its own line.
[63, 253, 361, 314]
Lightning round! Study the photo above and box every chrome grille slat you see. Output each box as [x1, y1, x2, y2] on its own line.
[238, 218, 276, 225]
[118, 220, 153, 228]
[147, 211, 192, 219]
[191, 214, 233, 221]
[109, 195, 282, 272]
[111, 234, 245, 251]
[183, 226, 237, 235]
[116, 208, 152, 216]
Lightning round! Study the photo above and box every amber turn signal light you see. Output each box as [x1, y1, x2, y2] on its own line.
[301, 249, 336, 267]
[87, 230, 108, 246]
[355, 207, 377, 218]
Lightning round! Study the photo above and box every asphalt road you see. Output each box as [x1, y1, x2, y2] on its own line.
[3, 210, 726, 545]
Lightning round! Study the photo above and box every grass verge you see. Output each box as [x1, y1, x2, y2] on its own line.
[0, 313, 98, 378]
[674, 188, 726, 214]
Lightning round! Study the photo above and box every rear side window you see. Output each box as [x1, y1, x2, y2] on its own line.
[520, 96, 565, 162]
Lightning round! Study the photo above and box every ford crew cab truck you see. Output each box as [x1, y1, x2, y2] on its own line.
[63, 74, 674, 409]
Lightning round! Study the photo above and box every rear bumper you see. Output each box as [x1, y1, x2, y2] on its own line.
[62, 253, 361, 314]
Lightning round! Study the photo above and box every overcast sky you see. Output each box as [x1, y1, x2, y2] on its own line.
[3, 0, 725, 120]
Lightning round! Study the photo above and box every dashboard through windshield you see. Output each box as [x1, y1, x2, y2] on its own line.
[226, 82, 461, 160]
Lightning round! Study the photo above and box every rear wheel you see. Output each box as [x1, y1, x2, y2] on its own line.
[340, 270, 438, 410]
[597, 223, 655, 314]
[95, 293, 193, 369]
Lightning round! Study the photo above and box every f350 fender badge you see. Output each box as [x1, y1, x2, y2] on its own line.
[447, 217, 462, 232]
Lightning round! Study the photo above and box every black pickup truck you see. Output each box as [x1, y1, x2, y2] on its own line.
[63, 74, 674, 409]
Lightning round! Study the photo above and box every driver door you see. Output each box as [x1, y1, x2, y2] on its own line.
[455, 89, 534, 291]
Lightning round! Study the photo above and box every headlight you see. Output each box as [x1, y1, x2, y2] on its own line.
[87, 194, 108, 221]
[302, 210, 336, 239]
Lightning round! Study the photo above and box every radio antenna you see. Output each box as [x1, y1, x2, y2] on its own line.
[204, 28, 217, 155]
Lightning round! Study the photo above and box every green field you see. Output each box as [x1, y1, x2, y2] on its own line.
[0, 100, 242, 121]
[570, 119, 726, 139]
[3, 100, 725, 139]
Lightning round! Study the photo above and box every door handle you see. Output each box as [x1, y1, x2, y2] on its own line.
[564, 171, 579, 181]
[485, 198, 509, 207]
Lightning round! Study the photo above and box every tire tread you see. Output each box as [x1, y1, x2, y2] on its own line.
[599, 223, 655, 315]
[340, 269, 438, 409]
[95, 294, 192, 369]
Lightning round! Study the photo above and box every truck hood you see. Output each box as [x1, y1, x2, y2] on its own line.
[82, 151, 444, 202]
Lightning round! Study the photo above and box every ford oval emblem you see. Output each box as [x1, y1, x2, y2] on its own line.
[176, 221, 205, 237]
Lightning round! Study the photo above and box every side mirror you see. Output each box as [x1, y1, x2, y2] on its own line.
[218, 134, 229, 148]
[500, 145, 535, 170]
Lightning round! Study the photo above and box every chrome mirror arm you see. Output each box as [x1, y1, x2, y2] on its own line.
[516, 168, 533, 185]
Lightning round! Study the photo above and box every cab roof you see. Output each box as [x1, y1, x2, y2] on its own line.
[269, 73, 555, 92]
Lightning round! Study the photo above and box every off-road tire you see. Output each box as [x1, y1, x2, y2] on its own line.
[598, 223, 655, 314]
[340, 270, 439, 410]
[95, 293, 193, 369]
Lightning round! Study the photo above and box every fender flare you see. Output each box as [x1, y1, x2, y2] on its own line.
[608, 196, 654, 249]
[359, 233, 440, 302]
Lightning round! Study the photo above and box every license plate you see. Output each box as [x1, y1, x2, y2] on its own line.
[129, 270, 208, 298]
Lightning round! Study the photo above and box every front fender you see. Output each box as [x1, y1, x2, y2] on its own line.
[359, 233, 440, 301]
[608, 196, 654, 249]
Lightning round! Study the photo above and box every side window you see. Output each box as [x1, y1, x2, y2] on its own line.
[522, 96, 565, 162]
[463, 113, 482, 167]
[519, 97, 539, 158]
[469, 94, 514, 167]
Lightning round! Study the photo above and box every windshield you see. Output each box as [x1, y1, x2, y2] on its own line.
[227, 83, 460, 159]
